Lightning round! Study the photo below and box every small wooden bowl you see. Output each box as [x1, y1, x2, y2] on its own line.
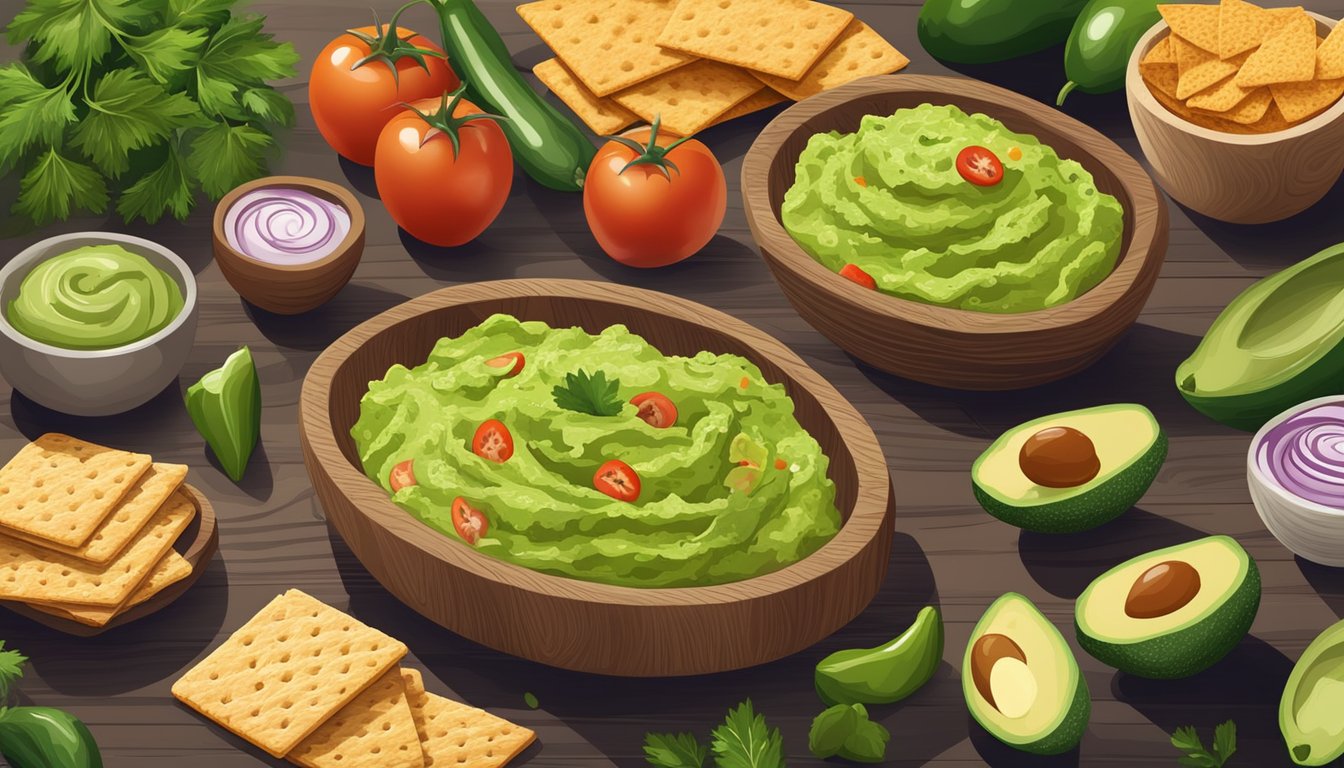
[1, 484, 219, 636]
[1127, 15, 1344, 224]
[212, 175, 366, 315]
[742, 74, 1168, 391]
[299, 279, 894, 677]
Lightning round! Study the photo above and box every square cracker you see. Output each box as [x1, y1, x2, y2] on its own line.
[1161, 4, 1222, 52]
[611, 59, 763, 136]
[28, 550, 194, 627]
[0, 489, 195, 607]
[401, 668, 535, 768]
[517, 0, 692, 97]
[534, 58, 639, 135]
[1271, 77, 1344, 122]
[0, 434, 151, 548]
[709, 88, 787, 127]
[289, 668, 425, 768]
[172, 590, 408, 758]
[751, 20, 908, 102]
[657, 0, 853, 80]
[1236, 10, 1317, 87]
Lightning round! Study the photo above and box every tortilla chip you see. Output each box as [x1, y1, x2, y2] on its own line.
[1270, 77, 1344, 122]
[1178, 50, 1247, 99]
[1144, 35, 1176, 65]
[1141, 61, 1181, 99]
[1235, 11, 1317, 87]
[1217, 0, 1295, 59]
[1193, 84, 1273, 123]
[1318, 22, 1344, 79]
[1161, 4, 1222, 52]
[1186, 74, 1257, 112]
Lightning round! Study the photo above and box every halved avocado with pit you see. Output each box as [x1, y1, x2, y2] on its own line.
[1177, 242, 1344, 432]
[963, 593, 1090, 755]
[1075, 535, 1260, 679]
[971, 404, 1167, 533]
[1280, 618, 1344, 766]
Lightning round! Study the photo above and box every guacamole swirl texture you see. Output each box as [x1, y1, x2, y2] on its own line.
[352, 314, 841, 588]
[782, 104, 1125, 313]
[7, 244, 184, 350]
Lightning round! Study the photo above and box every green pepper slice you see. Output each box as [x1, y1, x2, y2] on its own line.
[186, 346, 261, 483]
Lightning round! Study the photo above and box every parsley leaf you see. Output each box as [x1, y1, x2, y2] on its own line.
[123, 25, 207, 84]
[0, 66, 74, 170]
[0, 641, 25, 701]
[710, 700, 784, 768]
[1213, 721, 1237, 764]
[195, 16, 298, 119]
[8, 0, 154, 75]
[552, 370, 623, 417]
[186, 121, 272, 198]
[241, 87, 295, 128]
[1171, 722, 1236, 767]
[166, 0, 235, 28]
[15, 147, 108, 224]
[118, 142, 194, 224]
[644, 732, 707, 768]
[72, 68, 203, 177]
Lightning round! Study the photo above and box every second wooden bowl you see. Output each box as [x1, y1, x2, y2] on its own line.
[299, 279, 894, 677]
[742, 74, 1168, 391]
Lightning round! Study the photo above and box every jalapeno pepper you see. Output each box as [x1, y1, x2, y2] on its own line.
[1058, 0, 1163, 105]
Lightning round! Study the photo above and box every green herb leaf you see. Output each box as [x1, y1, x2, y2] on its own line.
[710, 700, 784, 768]
[71, 68, 202, 177]
[1171, 722, 1236, 768]
[837, 716, 890, 764]
[194, 16, 298, 119]
[1171, 726, 1204, 755]
[1213, 720, 1236, 764]
[13, 147, 108, 224]
[123, 25, 208, 84]
[644, 732, 707, 768]
[808, 704, 858, 759]
[166, 0, 235, 28]
[1179, 756, 1219, 768]
[241, 86, 295, 127]
[8, 0, 155, 75]
[118, 142, 194, 223]
[0, 641, 26, 701]
[186, 121, 272, 198]
[0, 66, 75, 170]
[552, 370, 623, 417]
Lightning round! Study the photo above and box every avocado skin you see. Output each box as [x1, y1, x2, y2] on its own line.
[1280, 618, 1344, 766]
[917, 0, 1089, 64]
[972, 431, 1167, 533]
[1076, 555, 1261, 679]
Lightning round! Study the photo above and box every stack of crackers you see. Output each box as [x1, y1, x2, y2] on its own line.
[1140, 0, 1344, 134]
[0, 433, 197, 628]
[523, 0, 908, 136]
[173, 589, 537, 768]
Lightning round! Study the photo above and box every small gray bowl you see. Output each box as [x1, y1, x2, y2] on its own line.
[0, 232, 199, 416]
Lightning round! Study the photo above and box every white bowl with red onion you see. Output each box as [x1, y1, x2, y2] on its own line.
[1248, 395, 1344, 566]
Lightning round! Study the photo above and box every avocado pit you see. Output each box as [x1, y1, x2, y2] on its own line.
[970, 633, 1036, 717]
[1125, 560, 1201, 619]
[1018, 426, 1101, 488]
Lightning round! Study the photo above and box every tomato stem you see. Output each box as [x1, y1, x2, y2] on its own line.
[346, 0, 445, 83]
[606, 114, 693, 180]
[400, 85, 509, 158]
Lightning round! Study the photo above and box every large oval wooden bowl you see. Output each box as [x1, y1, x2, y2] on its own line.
[299, 280, 894, 677]
[742, 75, 1169, 390]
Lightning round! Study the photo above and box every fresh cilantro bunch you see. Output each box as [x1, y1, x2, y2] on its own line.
[553, 369, 623, 417]
[0, 0, 299, 227]
[644, 700, 785, 768]
[0, 641, 27, 704]
[1171, 721, 1237, 767]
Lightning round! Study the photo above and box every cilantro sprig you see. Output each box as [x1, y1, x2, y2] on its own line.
[1, 0, 298, 227]
[1171, 721, 1237, 767]
[0, 640, 27, 704]
[552, 369, 623, 417]
[643, 700, 784, 768]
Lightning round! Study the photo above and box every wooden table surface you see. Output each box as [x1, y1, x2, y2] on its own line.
[3, 0, 1344, 766]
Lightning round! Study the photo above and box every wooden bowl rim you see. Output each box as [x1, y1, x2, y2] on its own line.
[741, 73, 1166, 335]
[211, 175, 366, 275]
[1126, 14, 1344, 146]
[0, 482, 219, 636]
[300, 279, 892, 606]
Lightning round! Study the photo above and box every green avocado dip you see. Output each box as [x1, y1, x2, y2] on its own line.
[781, 104, 1125, 313]
[351, 314, 842, 589]
[7, 244, 184, 350]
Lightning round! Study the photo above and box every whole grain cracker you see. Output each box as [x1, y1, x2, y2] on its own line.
[172, 589, 408, 758]
[611, 59, 763, 136]
[534, 58, 639, 135]
[28, 550, 194, 627]
[0, 489, 194, 607]
[1141, 61, 1181, 99]
[1317, 22, 1344, 79]
[1218, 0, 1296, 59]
[1235, 10, 1317, 87]
[517, 0, 692, 97]
[289, 667, 425, 768]
[401, 669, 536, 768]
[1193, 84, 1273, 123]
[1145, 35, 1176, 65]
[0, 434, 151, 548]
[657, 0, 853, 80]
[1161, 4, 1223, 52]
[750, 20, 907, 101]
[1178, 49, 1248, 99]
[1271, 76, 1344, 122]
[709, 88, 787, 127]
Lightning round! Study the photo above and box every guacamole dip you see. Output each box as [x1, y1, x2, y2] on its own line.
[352, 314, 841, 588]
[782, 104, 1125, 313]
[7, 244, 184, 350]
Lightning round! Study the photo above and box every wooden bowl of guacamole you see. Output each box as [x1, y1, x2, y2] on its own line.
[299, 279, 893, 677]
[742, 74, 1168, 390]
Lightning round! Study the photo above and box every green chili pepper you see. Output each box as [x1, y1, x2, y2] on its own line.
[0, 642, 102, 768]
[1058, 0, 1164, 105]
[186, 346, 261, 483]
[815, 605, 944, 706]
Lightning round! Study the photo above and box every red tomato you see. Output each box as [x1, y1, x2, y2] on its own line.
[839, 264, 877, 290]
[472, 419, 514, 463]
[594, 460, 641, 502]
[956, 146, 1003, 187]
[374, 93, 513, 247]
[583, 123, 726, 268]
[451, 497, 488, 545]
[485, 352, 525, 377]
[389, 459, 417, 491]
[309, 24, 458, 166]
[631, 392, 677, 428]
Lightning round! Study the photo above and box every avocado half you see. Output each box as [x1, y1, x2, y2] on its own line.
[1075, 536, 1261, 679]
[963, 593, 1090, 755]
[1177, 242, 1344, 432]
[1280, 618, 1344, 766]
[971, 404, 1167, 533]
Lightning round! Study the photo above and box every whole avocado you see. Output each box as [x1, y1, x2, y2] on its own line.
[918, 0, 1091, 65]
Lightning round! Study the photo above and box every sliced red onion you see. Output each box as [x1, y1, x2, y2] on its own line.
[1257, 403, 1344, 508]
[225, 187, 351, 266]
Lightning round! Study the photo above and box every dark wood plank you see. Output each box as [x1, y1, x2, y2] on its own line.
[1, 0, 1343, 765]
